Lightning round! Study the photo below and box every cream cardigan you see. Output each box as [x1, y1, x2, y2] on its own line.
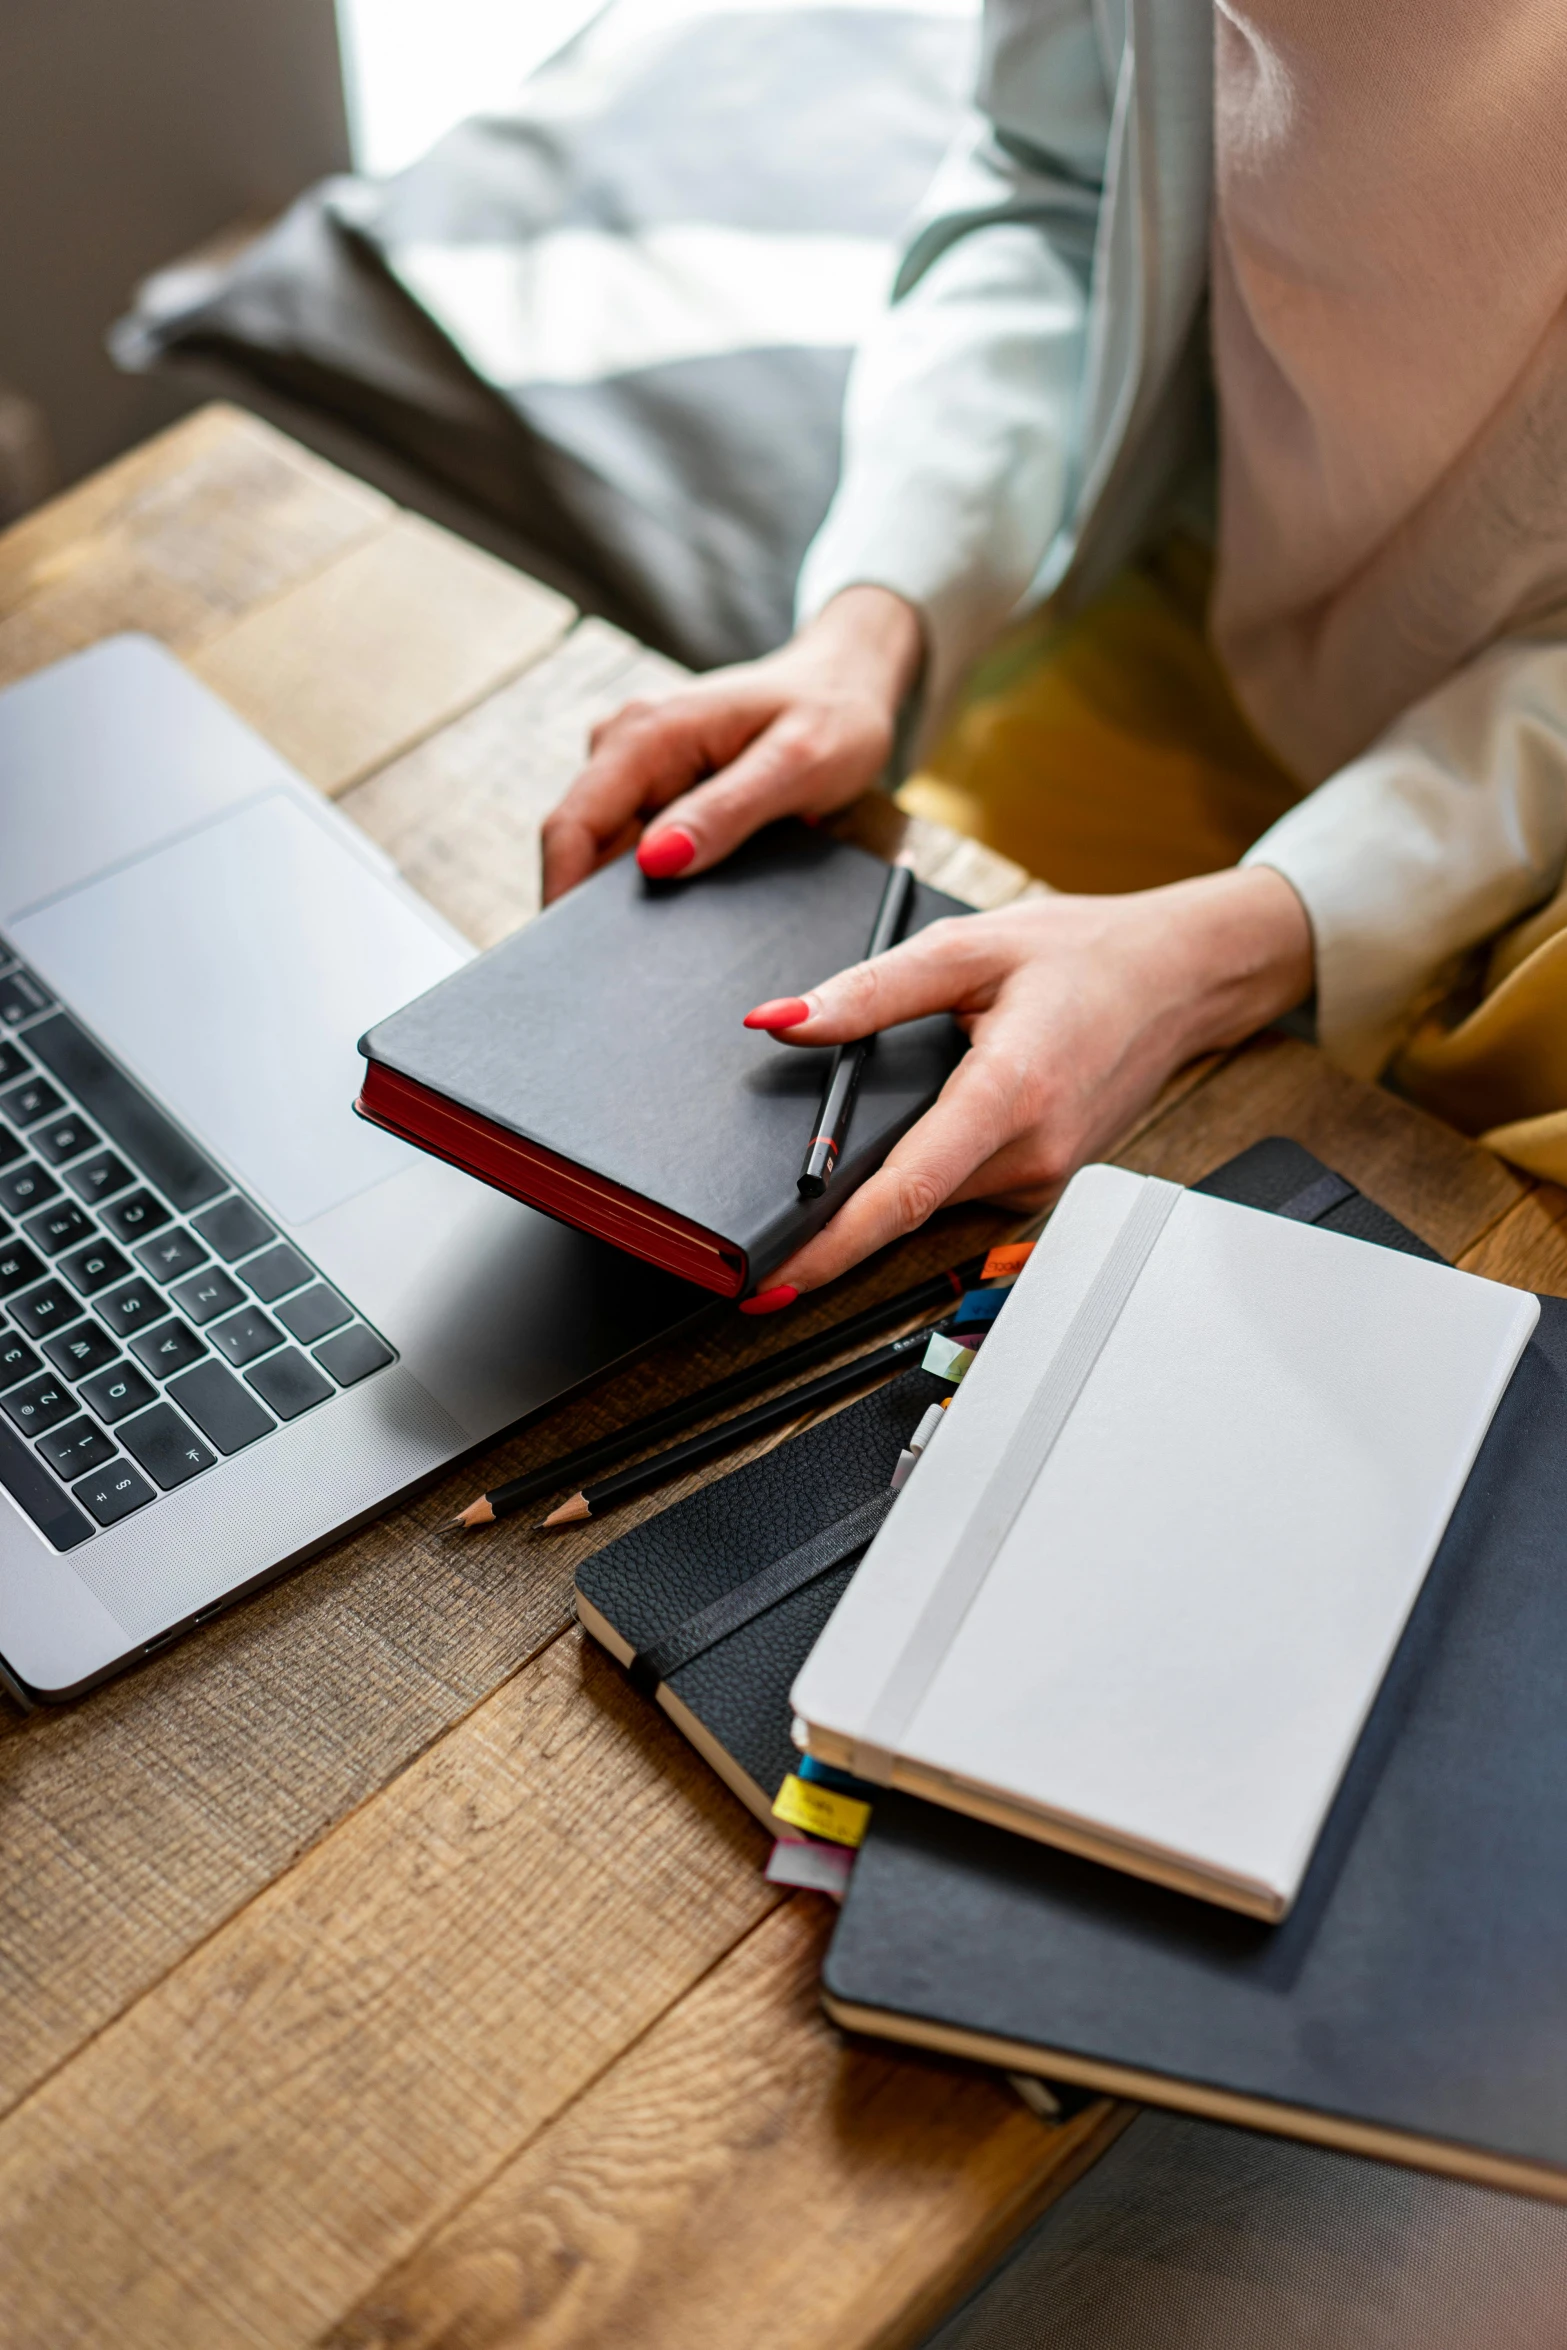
[797, 0, 1567, 1079]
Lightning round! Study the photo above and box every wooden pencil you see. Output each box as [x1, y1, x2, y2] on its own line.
[452, 1251, 987, 1527]
[541, 1321, 944, 1526]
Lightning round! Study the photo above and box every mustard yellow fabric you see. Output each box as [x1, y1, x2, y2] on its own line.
[897, 537, 1302, 895]
[898, 538, 1567, 1181]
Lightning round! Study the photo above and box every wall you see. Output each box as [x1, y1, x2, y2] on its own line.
[0, 0, 351, 490]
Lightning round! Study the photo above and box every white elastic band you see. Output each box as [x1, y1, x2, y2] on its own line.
[851, 1177, 1182, 1782]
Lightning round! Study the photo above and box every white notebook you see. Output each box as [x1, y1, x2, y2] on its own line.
[791, 1166, 1538, 1918]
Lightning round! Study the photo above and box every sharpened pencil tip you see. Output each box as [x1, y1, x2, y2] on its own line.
[453, 1498, 495, 1528]
[543, 1492, 592, 1527]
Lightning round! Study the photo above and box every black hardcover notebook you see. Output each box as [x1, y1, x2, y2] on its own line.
[576, 1361, 953, 1824]
[357, 823, 968, 1297]
[825, 1142, 1567, 2199]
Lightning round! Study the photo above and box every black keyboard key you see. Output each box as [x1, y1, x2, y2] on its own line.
[64, 1150, 134, 1205]
[130, 1317, 206, 1377]
[73, 1459, 154, 1527]
[135, 1227, 208, 1283]
[0, 1162, 59, 1216]
[0, 1074, 65, 1129]
[0, 1130, 22, 1172]
[11, 1279, 79, 1339]
[94, 1276, 170, 1343]
[102, 1188, 171, 1245]
[0, 971, 51, 1028]
[32, 1114, 99, 1167]
[276, 1283, 351, 1344]
[0, 1241, 45, 1298]
[0, 1331, 41, 1388]
[0, 1040, 30, 1085]
[167, 1360, 273, 1455]
[191, 1196, 276, 1263]
[22, 1199, 92, 1256]
[43, 1320, 119, 1379]
[240, 1242, 311, 1303]
[209, 1304, 282, 1368]
[37, 1416, 118, 1480]
[246, 1347, 333, 1420]
[2, 1370, 78, 1437]
[118, 1400, 216, 1490]
[170, 1266, 244, 1326]
[25, 1012, 225, 1211]
[59, 1237, 132, 1296]
[0, 1420, 92, 1549]
[314, 1324, 395, 1386]
[78, 1362, 157, 1423]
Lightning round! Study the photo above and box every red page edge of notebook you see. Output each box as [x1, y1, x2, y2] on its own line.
[355, 1061, 748, 1298]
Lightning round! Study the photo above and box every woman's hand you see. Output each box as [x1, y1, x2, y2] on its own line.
[740, 865, 1314, 1306]
[540, 586, 923, 903]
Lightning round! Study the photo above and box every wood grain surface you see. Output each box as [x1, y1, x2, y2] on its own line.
[0, 406, 1556, 2350]
[324, 1900, 1129, 2350]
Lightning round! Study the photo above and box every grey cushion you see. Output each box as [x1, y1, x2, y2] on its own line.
[115, 1, 975, 669]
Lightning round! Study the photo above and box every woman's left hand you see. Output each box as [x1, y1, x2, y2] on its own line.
[741, 864, 1313, 1306]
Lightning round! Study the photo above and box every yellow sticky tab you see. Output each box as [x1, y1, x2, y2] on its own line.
[772, 1773, 871, 1848]
[983, 1241, 1035, 1281]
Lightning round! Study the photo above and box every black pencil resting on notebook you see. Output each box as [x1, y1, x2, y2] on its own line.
[798, 862, 916, 1199]
[455, 1250, 986, 1525]
[543, 1322, 948, 1525]
[356, 822, 968, 1298]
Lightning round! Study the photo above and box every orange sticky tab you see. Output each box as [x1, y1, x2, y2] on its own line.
[982, 1242, 1035, 1281]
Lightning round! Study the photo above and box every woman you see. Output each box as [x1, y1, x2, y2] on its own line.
[543, 0, 1567, 1309]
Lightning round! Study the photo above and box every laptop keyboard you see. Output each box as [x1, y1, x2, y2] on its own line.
[0, 943, 396, 1553]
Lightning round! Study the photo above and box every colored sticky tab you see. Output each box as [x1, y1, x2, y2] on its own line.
[951, 1287, 1007, 1328]
[983, 1241, 1035, 1280]
[922, 1332, 976, 1383]
[773, 1772, 871, 1848]
[800, 1752, 880, 1801]
[765, 1836, 855, 1899]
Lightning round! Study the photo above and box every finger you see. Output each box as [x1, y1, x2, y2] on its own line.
[542, 690, 777, 901]
[742, 916, 1000, 1041]
[765, 1055, 1021, 1294]
[642, 703, 883, 877]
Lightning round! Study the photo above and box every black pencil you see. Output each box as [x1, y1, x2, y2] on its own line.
[452, 1250, 988, 1526]
[542, 1320, 945, 1526]
[798, 861, 916, 1199]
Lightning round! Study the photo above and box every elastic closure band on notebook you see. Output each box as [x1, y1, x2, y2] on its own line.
[850, 1177, 1183, 1783]
[1274, 1171, 1356, 1224]
[630, 1488, 897, 1696]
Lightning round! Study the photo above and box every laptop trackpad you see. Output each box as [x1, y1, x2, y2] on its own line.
[11, 792, 468, 1227]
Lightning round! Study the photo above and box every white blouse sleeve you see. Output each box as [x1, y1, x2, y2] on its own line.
[795, 1, 1113, 718]
[1242, 636, 1567, 1077]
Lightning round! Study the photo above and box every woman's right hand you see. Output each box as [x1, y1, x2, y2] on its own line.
[540, 584, 924, 904]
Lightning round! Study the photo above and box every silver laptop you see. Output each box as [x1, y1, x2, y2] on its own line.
[0, 634, 702, 1701]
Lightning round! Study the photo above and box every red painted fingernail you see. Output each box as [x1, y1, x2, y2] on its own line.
[637, 827, 695, 879]
[743, 997, 811, 1031]
[739, 1284, 799, 1315]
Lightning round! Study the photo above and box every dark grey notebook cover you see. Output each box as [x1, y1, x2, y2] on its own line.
[361, 821, 968, 1285]
[576, 1362, 952, 1819]
[826, 1144, 1567, 2191]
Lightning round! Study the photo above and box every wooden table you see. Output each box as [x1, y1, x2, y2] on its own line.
[0, 405, 1557, 2350]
